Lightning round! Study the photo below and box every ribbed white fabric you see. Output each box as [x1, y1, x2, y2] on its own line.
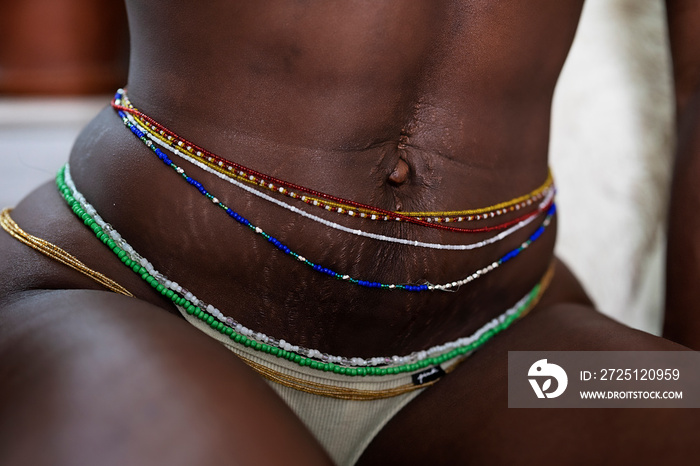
[179, 306, 466, 466]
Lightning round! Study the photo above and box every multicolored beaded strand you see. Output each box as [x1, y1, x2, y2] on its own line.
[113, 89, 554, 230]
[121, 110, 556, 251]
[114, 109, 556, 291]
[57, 163, 549, 373]
[133, 107, 554, 223]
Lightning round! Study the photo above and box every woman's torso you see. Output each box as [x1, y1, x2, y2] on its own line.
[6, 2, 700, 464]
[6, 0, 585, 357]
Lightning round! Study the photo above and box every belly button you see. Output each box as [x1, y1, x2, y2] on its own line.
[388, 157, 410, 185]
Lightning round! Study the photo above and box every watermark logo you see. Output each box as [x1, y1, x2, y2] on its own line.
[509, 352, 700, 408]
[528, 359, 568, 399]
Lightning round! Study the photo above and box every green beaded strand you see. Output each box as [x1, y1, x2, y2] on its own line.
[56, 164, 541, 377]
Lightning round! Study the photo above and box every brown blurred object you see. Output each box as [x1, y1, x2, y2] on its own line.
[0, 0, 129, 95]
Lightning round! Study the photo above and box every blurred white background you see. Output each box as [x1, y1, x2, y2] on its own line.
[0, 97, 105, 208]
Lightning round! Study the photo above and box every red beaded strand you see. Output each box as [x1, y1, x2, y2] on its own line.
[112, 93, 547, 234]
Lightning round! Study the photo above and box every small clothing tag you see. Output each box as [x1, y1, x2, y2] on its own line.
[411, 365, 446, 386]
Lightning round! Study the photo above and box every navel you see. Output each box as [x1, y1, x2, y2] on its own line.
[388, 157, 410, 185]
[389, 130, 412, 186]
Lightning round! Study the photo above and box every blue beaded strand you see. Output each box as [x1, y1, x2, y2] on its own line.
[117, 108, 555, 292]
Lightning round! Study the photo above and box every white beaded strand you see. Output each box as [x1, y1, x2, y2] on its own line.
[124, 112, 555, 251]
[63, 163, 545, 368]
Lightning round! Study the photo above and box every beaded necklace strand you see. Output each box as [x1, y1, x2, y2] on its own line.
[113, 89, 554, 230]
[2, 199, 549, 395]
[57, 163, 550, 373]
[114, 111, 555, 291]
[121, 111, 556, 251]
[0, 208, 133, 297]
[129, 107, 554, 224]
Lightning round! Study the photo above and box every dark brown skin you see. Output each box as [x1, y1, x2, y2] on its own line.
[664, 0, 700, 349]
[1, 1, 699, 464]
